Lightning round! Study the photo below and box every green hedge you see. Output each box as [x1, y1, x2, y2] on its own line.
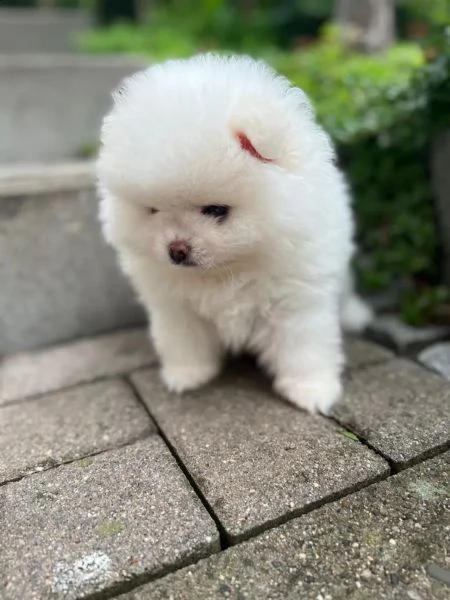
[336, 49, 450, 324]
[272, 29, 449, 323]
[78, 23, 450, 323]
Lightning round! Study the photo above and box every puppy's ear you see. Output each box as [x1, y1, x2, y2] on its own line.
[235, 131, 274, 164]
[230, 87, 320, 171]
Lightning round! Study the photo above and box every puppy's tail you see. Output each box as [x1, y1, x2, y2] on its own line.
[340, 270, 374, 333]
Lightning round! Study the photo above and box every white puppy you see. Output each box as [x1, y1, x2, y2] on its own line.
[97, 53, 372, 414]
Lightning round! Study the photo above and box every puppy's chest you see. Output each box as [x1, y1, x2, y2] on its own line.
[192, 282, 273, 351]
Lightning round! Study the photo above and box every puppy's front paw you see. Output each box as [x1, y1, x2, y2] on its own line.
[161, 362, 220, 394]
[275, 374, 342, 415]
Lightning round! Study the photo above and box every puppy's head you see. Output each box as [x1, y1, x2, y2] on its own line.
[98, 54, 333, 273]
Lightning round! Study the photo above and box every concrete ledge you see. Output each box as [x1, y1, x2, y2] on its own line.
[0, 54, 148, 69]
[0, 162, 145, 355]
[0, 54, 148, 162]
[0, 161, 95, 196]
[0, 7, 89, 23]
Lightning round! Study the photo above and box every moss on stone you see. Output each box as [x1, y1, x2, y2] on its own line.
[96, 519, 125, 537]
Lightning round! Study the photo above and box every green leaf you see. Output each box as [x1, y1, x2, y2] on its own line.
[337, 429, 359, 442]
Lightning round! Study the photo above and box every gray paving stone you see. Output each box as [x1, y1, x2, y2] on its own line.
[131, 364, 388, 543]
[334, 359, 450, 467]
[418, 342, 450, 381]
[0, 379, 154, 483]
[0, 438, 219, 600]
[0, 328, 155, 405]
[122, 452, 450, 600]
[345, 337, 393, 371]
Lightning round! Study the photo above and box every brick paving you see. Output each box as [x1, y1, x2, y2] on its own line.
[124, 454, 450, 600]
[0, 328, 449, 599]
[131, 364, 388, 544]
[1, 439, 218, 600]
[334, 359, 450, 468]
[0, 379, 154, 484]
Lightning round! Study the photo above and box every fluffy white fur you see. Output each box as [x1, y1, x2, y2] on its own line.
[97, 53, 373, 414]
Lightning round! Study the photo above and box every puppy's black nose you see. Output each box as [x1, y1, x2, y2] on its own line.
[168, 241, 191, 265]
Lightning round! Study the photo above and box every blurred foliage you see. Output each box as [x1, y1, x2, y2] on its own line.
[76, 2, 450, 324]
[275, 25, 450, 327]
[399, 0, 450, 28]
[78, 3, 277, 57]
[73, 140, 100, 159]
[93, 0, 139, 26]
[401, 285, 450, 325]
[1, 0, 34, 5]
[269, 27, 425, 142]
[341, 43, 450, 320]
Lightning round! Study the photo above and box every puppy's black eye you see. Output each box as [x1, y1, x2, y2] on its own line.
[148, 208, 159, 215]
[201, 205, 230, 220]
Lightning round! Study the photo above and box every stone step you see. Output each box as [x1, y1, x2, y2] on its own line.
[0, 7, 91, 54]
[0, 54, 147, 162]
[0, 162, 145, 355]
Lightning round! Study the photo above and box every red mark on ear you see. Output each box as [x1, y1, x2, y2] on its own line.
[236, 132, 274, 163]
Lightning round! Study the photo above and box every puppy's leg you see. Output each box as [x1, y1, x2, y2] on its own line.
[150, 301, 222, 393]
[263, 299, 344, 415]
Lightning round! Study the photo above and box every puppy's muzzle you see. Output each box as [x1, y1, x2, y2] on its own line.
[168, 241, 192, 266]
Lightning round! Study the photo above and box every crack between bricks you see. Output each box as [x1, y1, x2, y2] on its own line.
[0, 366, 159, 410]
[328, 415, 450, 474]
[392, 439, 450, 473]
[71, 439, 450, 600]
[82, 378, 391, 600]
[328, 414, 396, 471]
[0, 428, 155, 488]
[225, 469, 391, 546]
[76, 470, 392, 600]
[127, 372, 450, 545]
[125, 376, 229, 551]
[77, 546, 217, 600]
